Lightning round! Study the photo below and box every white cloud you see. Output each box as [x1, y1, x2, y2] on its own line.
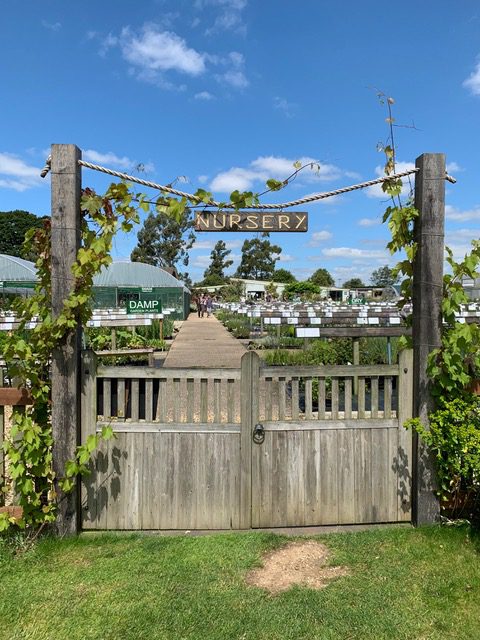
[220, 69, 248, 88]
[445, 204, 480, 222]
[82, 149, 136, 170]
[366, 161, 416, 199]
[308, 230, 333, 246]
[215, 50, 248, 88]
[191, 240, 215, 250]
[445, 229, 480, 260]
[0, 152, 43, 192]
[446, 161, 463, 173]
[463, 60, 480, 95]
[210, 167, 259, 193]
[278, 254, 295, 263]
[273, 96, 296, 118]
[321, 247, 388, 260]
[42, 20, 62, 31]
[209, 155, 351, 194]
[192, 254, 212, 268]
[121, 26, 206, 77]
[200, 0, 248, 35]
[358, 217, 380, 227]
[195, 91, 215, 100]
[197, 175, 209, 184]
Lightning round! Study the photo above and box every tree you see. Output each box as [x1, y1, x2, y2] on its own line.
[370, 265, 399, 287]
[309, 268, 335, 287]
[272, 268, 296, 283]
[343, 277, 365, 289]
[284, 281, 320, 300]
[202, 240, 233, 284]
[0, 210, 48, 260]
[235, 238, 281, 280]
[131, 210, 195, 276]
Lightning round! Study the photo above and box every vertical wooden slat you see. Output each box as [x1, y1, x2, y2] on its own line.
[317, 378, 325, 419]
[384, 376, 392, 418]
[145, 380, 153, 422]
[103, 379, 111, 418]
[160, 433, 175, 528]
[227, 379, 235, 423]
[371, 377, 379, 418]
[305, 378, 313, 419]
[286, 431, 304, 526]
[344, 378, 352, 419]
[358, 378, 366, 419]
[291, 378, 299, 419]
[173, 379, 181, 423]
[371, 429, 389, 522]
[131, 379, 139, 421]
[331, 378, 339, 419]
[270, 431, 288, 527]
[186, 379, 194, 423]
[156, 379, 167, 423]
[278, 377, 286, 420]
[337, 429, 355, 523]
[397, 349, 413, 521]
[303, 430, 320, 525]
[265, 378, 272, 420]
[319, 431, 338, 524]
[240, 351, 259, 529]
[141, 433, 158, 529]
[174, 434, 196, 529]
[354, 429, 372, 523]
[117, 379, 125, 419]
[214, 378, 221, 422]
[200, 379, 208, 422]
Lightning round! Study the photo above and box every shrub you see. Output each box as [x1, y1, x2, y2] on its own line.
[405, 395, 480, 518]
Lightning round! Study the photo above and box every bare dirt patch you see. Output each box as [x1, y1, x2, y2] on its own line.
[246, 540, 350, 594]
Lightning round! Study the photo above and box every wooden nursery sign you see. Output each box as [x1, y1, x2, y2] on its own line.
[194, 210, 308, 232]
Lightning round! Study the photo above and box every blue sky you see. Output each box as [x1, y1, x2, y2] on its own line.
[1, 0, 479, 285]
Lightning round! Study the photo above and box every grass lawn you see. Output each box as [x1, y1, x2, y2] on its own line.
[1, 525, 479, 640]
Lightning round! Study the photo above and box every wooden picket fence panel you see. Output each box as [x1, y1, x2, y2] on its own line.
[81, 349, 413, 530]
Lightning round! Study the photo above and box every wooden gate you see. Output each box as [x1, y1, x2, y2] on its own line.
[250, 350, 413, 526]
[81, 350, 412, 529]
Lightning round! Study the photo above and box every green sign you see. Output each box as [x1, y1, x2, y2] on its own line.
[127, 298, 162, 314]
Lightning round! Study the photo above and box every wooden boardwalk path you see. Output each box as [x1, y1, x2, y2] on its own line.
[162, 313, 247, 368]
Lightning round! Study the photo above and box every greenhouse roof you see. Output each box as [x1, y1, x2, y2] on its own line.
[0, 254, 37, 282]
[93, 261, 187, 289]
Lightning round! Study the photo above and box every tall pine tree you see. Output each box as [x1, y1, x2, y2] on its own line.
[202, 240, 233, 285]
[131, 210, 195, 279]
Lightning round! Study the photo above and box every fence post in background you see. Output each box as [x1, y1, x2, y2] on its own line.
[51, 144, 82, 536]
[397, 348, 413, 521]
[240, 351, 260, 529]
[353, 338, 360, 395]
[412, 153, 445, 525]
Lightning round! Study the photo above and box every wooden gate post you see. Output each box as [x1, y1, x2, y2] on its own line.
[412, 153, 445, 525]
[240, 351, 260, 529]
[51, 144, 82, 536]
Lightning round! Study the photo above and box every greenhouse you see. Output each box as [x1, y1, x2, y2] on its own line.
[92, 261, 190, 320]
[0, 255, 190, 320]
[0, 254, 37, 297]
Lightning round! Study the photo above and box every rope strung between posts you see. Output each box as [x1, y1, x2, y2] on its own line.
[40, 155, 457, 209]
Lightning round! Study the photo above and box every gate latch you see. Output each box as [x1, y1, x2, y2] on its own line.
[253, 423, 265, 445]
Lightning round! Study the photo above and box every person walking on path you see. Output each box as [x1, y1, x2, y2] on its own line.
[201, 294, 207, 318]
[206, 295, 213, 317]
[195, 295, 202, 318]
